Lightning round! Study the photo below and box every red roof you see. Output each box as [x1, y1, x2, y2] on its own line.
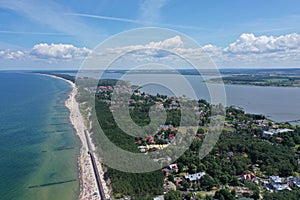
[144, 136, 155, 143]
[276, 137, 283, 142]
[242, 173, 255, 180]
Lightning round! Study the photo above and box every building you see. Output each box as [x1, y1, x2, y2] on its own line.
[289, 177, 300, 189]
[270, 176, 285, 185]
[160, 124, 174, 131]
[269, 176, 291, 192]
[227, 151, 234, 158]
[240, 173, 256, 182]
[153, 195, 164, 200]
[138, 146, 147, 153]
[274, 128, 294, 134]
[262, 131, 274, 138]
[184, 172, 205, 182]
[163, 164, 179, 174]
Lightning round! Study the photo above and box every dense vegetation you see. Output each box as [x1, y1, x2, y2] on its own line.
[263, 190, 300, 199]
[94, 93, 164, 199]
[177, 129, 298, 183]
[208, 74, 300, 87]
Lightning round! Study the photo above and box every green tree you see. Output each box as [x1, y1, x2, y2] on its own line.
[168, 174, 174, 182]
[200, 175, 217, 190]
[164, 190, 181, 200]
[205, 195, 213, 200]
[230, 176, 240, 186]
[251, 189, 260, 200]
[214, 189, 235, 200]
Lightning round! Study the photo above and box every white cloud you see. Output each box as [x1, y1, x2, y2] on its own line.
[0, 50, 24, 59]
[104, 35, 184, 56]
[0, 43, 91, 63]
[146, 35, 184, 49]
[86, 33, 300, 69]
[1, 33, 300, 69]
[224, 33, 300, 54]
[30, 43, 91, 60]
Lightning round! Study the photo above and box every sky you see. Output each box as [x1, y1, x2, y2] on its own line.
[0, 0, 300, 69]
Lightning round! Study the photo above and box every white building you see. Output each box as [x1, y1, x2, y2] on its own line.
[263, 131, 274, 138]
[269, 176, 291, 192]
[185, 172, 206, 182]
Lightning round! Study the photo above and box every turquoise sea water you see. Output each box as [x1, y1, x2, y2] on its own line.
[0, 72, 79, 200]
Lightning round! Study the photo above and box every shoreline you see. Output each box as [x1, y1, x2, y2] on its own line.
[38, 73, 111, 200]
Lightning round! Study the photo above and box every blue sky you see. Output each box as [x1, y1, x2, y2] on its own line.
[1, 0, 300, 69]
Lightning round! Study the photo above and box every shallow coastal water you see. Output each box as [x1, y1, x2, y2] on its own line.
[0, 72, 79, 200]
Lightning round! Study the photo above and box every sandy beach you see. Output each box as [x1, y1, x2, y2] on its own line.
[41, 74, 111, 200]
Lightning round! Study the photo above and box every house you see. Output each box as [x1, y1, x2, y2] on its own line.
[163, 164, 179, 174]
[144, 136, 155, 144]
[160, 124, 174, 131]
[240, 173, 256, 182]
[270, 176, 285, 185]
[274, 128, 294, 134]
[269, 176, 291, 192]
[174, 177, 183, 186]
[289, 177, 300, 189]
[153, 195, 164, 200]
[227, 151, 234, 158]
[146, 144, 169, 151]
[272, 183, 291, 192]
[184, 172, 205, 182]
[260, 125, 270, 131]
[138, 146, 147, 153]
[262, 131, 274, 138]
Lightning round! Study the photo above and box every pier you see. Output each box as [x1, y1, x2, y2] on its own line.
[29, 179, 76, 188]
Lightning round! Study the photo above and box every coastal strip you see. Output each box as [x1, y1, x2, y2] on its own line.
[37, 73, 111, 200]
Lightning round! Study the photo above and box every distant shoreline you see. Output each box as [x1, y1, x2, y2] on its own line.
[206, 80, 300, 88]
[206, 74, 300, 88]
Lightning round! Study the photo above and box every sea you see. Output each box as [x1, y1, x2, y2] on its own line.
[0, 72, 79, 200]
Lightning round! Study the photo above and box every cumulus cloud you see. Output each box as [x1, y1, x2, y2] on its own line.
[0, 43, 91, 62]
[1, 33, 300, 69]
[0, 50, 25, 59]
[30, 43, 91, 59]
[103, 35, 185, 58]
[86, 33, 300, 69]
[147, 35, 184, 49]
[224, 33, 300, 54]
[84, 35, 216, 69]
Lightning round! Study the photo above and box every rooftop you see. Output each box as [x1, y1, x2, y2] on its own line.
[185, 172, 205, 182]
